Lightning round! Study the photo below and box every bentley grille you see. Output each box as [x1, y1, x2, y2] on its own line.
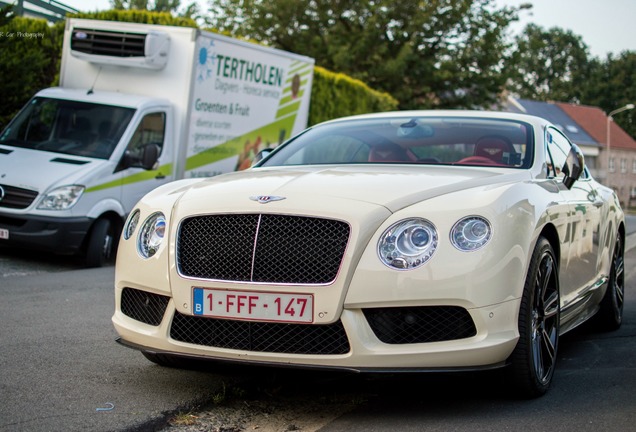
[177, 214, 350, 284]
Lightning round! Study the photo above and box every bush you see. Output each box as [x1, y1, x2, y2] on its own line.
[310, 66, 398, 125]
[0, 17, 64, 126]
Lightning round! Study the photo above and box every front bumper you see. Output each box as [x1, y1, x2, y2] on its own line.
[0, 211, 92, 254]
[112, 292, 520, 371]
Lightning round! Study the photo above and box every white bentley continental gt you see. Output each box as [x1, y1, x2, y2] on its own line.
[113, 111, 625, 397]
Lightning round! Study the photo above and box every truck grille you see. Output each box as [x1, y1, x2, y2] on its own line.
[170, 312, 350, 355]
[177, 214, 350, 284]
[0, 184, 38, 209]
[71, 27, 146, 57]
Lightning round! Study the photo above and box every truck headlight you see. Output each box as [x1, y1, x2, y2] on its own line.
[37, 185, 85, 210]
[378, 218, 438, 269]
[451, 216, 492, 251]
[137, 212, 166, 258]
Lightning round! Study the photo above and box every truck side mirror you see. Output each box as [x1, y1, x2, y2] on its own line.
[121, 143, 161, 171]
[139, 143, 160, 170]
[562, 144, 584, 189]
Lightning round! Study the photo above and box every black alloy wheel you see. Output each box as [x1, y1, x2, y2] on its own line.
[509, 237, 560, 398]
[597, 233, 625, 330]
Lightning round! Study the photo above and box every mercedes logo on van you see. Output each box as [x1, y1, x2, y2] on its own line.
[249, 195, 286, 204]
[0, 186, 4, 203]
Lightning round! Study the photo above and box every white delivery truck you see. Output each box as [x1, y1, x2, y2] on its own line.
[0, 18, 314, 266]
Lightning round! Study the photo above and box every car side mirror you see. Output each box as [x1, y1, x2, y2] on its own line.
[562, 144, 584, 189]
[252, 148, 273, 166]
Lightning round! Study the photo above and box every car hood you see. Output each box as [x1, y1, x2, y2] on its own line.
[174, 165, 531, 214]
[0, 145, 104, 193]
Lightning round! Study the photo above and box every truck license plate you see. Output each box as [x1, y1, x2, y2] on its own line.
[0, 229, 8, 240]
[193, 287, 314, 323]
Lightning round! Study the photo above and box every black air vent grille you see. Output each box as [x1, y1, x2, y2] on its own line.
[0, 184, 38, 209]
[71, 28, 146, 58]
[170, 312, 351, 355]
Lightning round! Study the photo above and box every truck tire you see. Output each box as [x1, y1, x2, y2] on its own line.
[85, 218, 115, 268]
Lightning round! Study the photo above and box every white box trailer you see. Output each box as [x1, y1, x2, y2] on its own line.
[0, 18, 314, 266]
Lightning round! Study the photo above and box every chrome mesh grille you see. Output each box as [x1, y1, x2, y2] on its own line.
[170, 312, 350, 355]
[177, 214, 350, 284]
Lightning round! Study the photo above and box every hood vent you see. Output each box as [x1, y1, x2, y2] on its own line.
[50, 157, 90, 165]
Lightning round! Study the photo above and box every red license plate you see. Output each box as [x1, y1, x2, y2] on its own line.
[193, 287, 314, 323]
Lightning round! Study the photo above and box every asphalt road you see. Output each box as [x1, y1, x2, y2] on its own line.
[0, 266, 237, 432]
[0, 217, 635, 432]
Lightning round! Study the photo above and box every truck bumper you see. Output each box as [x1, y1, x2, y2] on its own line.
[0, 212, 93, 254]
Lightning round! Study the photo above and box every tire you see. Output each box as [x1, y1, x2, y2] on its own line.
[84, 218, 115, 268]
[596, 233, 625, 331]
[508, 237, 560, 398]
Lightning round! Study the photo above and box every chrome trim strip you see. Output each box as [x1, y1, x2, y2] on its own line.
[249, 214, 263, 282]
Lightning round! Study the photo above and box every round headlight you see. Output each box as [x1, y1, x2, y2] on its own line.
[123, 209, 140, 240]
[378, 218, 438, 269]
[137, 212, 166, 258]
[451, 216, 492, 251]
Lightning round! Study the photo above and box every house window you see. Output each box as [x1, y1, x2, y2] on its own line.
[621, 158, 627, 174]
[632, 159, 636, 173]
[609, 157, 615, 172]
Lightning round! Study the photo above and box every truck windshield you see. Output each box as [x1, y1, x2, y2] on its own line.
[0, 97, 135, 160]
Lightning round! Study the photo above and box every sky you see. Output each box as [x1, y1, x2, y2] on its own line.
[59, 0, 636, 59]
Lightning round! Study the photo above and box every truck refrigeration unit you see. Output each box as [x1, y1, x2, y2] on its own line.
[0, 19, 314, 266]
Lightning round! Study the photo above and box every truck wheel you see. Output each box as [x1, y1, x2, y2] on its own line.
[85, 218, 115, 268]
[508, 237, 560, 398]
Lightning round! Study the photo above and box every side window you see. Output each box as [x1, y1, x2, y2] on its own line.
[127, 112, 166, 157]
[545, 127, 587, 180]
[545, 128, 568, 179]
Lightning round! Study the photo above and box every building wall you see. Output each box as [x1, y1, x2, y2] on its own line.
[606, 147, 636, 208]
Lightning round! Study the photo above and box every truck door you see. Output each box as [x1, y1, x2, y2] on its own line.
[118, 110, 174, 211]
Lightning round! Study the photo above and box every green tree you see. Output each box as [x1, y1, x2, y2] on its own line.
[579, 52, 636, 138]
[507, 23, 590, 102]
[205, 0, 522, 109]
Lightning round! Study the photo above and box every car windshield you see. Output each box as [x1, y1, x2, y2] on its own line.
[0, 97, 135, 160]
[261, 116, 534, 169]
